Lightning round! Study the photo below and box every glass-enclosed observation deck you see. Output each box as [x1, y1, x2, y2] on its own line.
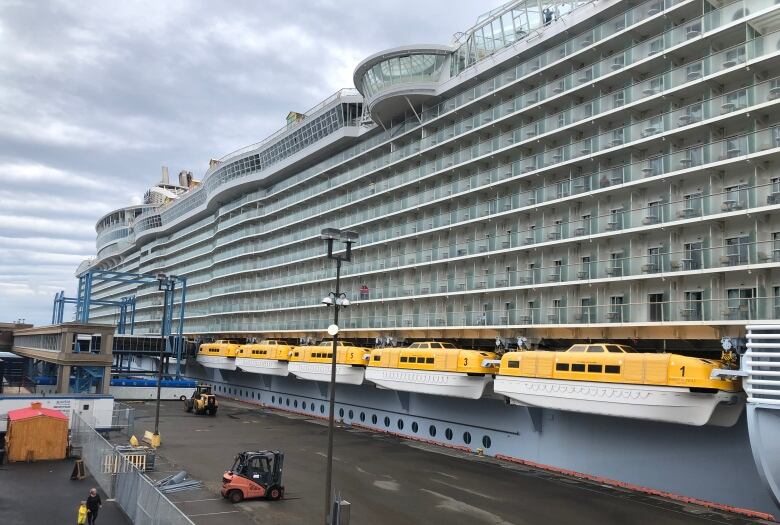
[354, 45, 452, 125]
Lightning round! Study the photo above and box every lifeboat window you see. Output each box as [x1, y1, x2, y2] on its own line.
[397, 419, 404, 430]
[412, 421, 419, 433]
[569, 345, 587, 352]
[384, 416, 390, 427]
[508, 360, 520, 369]
[429, 425, 437, 437]
[445, 428, 453, 440]
[555, 363, 569, 371]
[571, 363, 586, 372]
[605, 365, 620, 373]
[410, 343, 422, 348]
[371, 414, 378, 424]
[426, 357, 435, 364]
[463, 432, 472, 445]
[441, 343, 457, 349]
[373, 355, 381, 361]
[586, 345, 605, 352]
[409, 357, 417, 363]
[619, 345, 637, 353]
[482, 435, 492, 449]
[587, 364, 603, 373]
[327, 353, 333, 358]
[606, 345, 624, 353]
[430, 343, 443, 348]
[400, 356, 408, 363]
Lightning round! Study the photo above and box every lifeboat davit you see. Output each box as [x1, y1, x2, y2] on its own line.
[365, 342, 497, 399]
[196, 340, 240, 370]
[493, 343, 744, 426]
[235, 340, 293, 376]
[287, 341, 368, 385]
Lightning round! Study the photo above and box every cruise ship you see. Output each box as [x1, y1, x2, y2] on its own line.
[77, 0, 780, 517]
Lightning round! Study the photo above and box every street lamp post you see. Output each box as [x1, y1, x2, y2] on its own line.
[154, 273, 176, 441]
[320, 228, 358, 524]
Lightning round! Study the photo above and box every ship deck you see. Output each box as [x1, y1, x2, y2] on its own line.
[127, 398, 769, 525]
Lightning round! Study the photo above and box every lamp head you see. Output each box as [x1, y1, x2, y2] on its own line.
[321, 228, 341, 241]
[337, 297, 350, 307]
[340, 230, 359, 243]
[322, 296, 334, 306]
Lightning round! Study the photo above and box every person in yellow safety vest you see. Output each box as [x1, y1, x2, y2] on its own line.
[77, 501, 88, 525]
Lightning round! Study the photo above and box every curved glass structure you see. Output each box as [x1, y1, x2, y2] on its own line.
[360, 54, 447, 98]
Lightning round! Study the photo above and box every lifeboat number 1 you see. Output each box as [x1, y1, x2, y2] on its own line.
[679, 366, 686, 377]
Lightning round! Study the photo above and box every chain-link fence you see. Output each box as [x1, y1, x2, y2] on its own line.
[111, 402, 135, 440]
[71, 412, 193, 525]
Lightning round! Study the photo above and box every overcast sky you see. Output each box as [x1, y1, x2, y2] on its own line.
[0, 0, 501, 325]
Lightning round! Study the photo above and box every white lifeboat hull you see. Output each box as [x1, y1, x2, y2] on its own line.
[196, 354, 237, 371]
[493, 376, 744, 426]
[287, 362, 365, 385]
[236, 357, 289, 377]
[365, 368, 491, 400]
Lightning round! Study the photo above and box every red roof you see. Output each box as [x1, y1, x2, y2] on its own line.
[7, 406, 68, 421]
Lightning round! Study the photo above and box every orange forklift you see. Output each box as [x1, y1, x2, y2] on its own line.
[221, 450, 285, 503]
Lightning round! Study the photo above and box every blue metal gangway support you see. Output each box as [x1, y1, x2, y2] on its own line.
[67, 269, 187, 377]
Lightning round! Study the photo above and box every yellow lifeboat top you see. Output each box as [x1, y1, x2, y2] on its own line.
[498, 343, 741, 391]
[198, 340, 241, 358]
[368, 341, 497, 374]
[237, 339, 294, 361]
[288, 341, 369, 366]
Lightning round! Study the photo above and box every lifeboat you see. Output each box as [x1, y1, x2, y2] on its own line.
[365, 342, 497, 399]
[493, 343, 745, 426]
[196, 340, 241, 370]
[287, 341, 369, 385]
[235, 340, 294, 376]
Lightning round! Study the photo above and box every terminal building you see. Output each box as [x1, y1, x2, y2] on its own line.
[76, 0, 780, 517]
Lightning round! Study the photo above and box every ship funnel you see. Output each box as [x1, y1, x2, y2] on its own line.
[161, 165, 170, 185]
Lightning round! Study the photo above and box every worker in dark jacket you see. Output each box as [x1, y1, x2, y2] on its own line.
[86, 488, 102, 525]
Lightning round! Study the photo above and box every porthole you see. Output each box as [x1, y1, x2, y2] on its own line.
[411, 421, 419, 433]
[294, 400, 298, 408]
[302, 401, 307, 410]
[360, 412, 366, 422]
[278, 397, 283, 405]
[397, 419, 404, 430]
[286, 398, 290, 406]
[463, 432, 472, 445]
[339, 408, 345, 418]
[482, 435, 492, 449]
[429, 425, 437, 437]
[320, 404, 325, 414]
[371, 414, 378, 425]
[348, 410, 354, 419]
[384, 416, 390, 427]
[445, 428, 453, 440]
[272, 395, 276, 404]
[251, 392, 255, 399]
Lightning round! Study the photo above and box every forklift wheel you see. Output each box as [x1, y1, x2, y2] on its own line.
[228, 490, 243, 503]
[184, 403, 193, 413]
[268, 486, 282, 500]
[207, 409, 217, 416]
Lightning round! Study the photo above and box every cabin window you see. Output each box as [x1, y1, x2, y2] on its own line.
[373, 355, 381, 361]
[571, 363, 586, 372]
[408, 357, 417, 363]
[587, 364, 603, 373]
[400, 356, 408, 363]
[327, 353, 333, 358]
[605, 365, 621, 374]
[555, 363, 569, 371]
[431, 343, 442, 348]
[508, 360, 520, 369]
[606, 345, 624, 353]
[569, 345, 587, 352]
[586, 345, 605, 352]
[426, 357, 435, 364]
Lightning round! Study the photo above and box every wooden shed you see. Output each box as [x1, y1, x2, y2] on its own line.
[5, 402, 69, 461]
